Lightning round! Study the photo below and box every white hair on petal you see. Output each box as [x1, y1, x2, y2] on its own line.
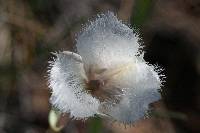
[76, 11, 140, 73]
[102, 60, 162, 124]
[48, 51, 100, 119]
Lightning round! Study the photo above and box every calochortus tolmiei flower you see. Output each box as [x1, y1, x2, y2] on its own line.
[48, 12, 163, 124]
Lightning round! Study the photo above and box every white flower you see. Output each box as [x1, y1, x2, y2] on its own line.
[48, 12, 163, 124]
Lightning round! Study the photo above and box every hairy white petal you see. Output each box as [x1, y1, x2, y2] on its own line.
[76, 12, 140, 72]
[100, 61, 162, 124]
[48, 51, 100, 119]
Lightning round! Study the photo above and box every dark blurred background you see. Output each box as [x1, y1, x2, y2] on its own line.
[0, 0, 200, 133]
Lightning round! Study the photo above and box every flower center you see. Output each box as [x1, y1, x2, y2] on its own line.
[85, 64, 132, 102]
[86, 79, 106, 101]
